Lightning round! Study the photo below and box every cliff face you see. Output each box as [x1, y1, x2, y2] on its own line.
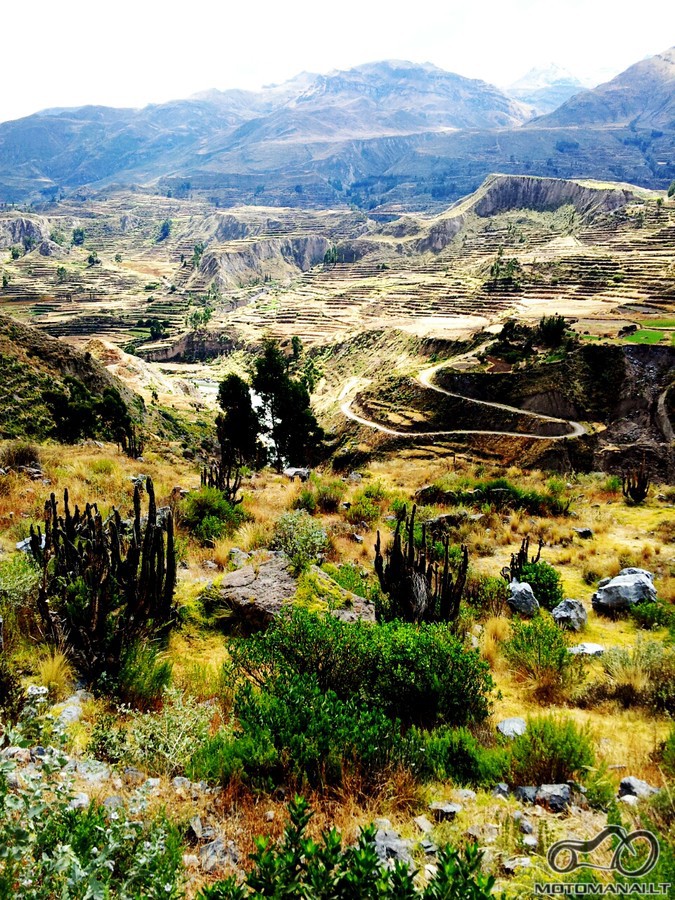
[0, 216, 50, 249]
[199, 235, 331, 289]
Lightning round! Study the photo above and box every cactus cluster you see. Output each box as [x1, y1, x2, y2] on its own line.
[503, 534, 544, 583]
[374, 504, 468, 623]
[29, 476, 176, 682]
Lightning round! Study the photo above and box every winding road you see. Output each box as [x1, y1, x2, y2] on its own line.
[340, 361, 588, 441]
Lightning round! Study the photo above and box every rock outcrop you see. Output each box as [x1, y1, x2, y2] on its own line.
[592, 568, 657, 614]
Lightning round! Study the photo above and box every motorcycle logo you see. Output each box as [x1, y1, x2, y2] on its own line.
[548, 825, 659, 878]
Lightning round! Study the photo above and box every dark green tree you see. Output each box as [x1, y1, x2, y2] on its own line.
[157, 219, 172, 242]
[211, 374, 262, 503]
[72, 227, 85, 246]
[252, 340, 323, 470]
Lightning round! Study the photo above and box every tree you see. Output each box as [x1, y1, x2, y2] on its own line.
[252, 340, 324, 470]
[212, 374, 262, 504]
[668, 181, 675, 198]
[157, 219, 172, 242]
[72, 227, 85, 246]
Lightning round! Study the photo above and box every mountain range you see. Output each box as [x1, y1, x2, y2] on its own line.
[0, 48, 673, 209]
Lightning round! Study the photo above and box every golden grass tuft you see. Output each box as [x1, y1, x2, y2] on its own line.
[481, 616, 510, 670]
[37, 648, 75, 701]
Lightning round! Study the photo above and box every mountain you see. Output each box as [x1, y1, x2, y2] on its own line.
[0, 61, 526, 202]
[506, 64, 586, 116]
[0, 52, 674, 210]
[536, 47, 675, 127]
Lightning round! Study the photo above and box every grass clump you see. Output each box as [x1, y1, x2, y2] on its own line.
[510, 715, 595, 785]
[0, 440, 41, 470]
[36, 648, 75, 702]
[412, 726, 509, 785]
[504, 614, 586, 702]
[114, 641, 173, 711]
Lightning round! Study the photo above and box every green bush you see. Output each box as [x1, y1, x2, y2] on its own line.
[230, 609, 494, 729]
[114, 641, 173, 711]
[0, 553, 39, 648]
[196, 797, 498, 900]
[441, 477, 570, 516]
[465, 574, 510, 618]
[181, 487, 245, 545]
[0, 656, 24, 724]
[411, 726, 510, 786]
[272, 510, 328, 572]
[510, 716, 595, 785]
[629, 601, 675, 631]
[520, 560, 564, 611]
[661, 725, 675, 778]
[322, 562, 384, 605]
[0, 755, 183, 898]
[504, 614, 585, 701]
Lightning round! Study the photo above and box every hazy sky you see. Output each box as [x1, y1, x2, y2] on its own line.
[1, 0, 673, 122]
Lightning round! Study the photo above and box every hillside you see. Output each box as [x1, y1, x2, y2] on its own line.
[0, 313, 144, 439]
[506, 65, 586, 115]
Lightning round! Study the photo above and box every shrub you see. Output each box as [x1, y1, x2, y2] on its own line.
[0, 441, 41, 470]
[345, 495, 380, 525]
[445, 477, 570, 516]
[661, 725, 675, 778]
[0, 754, 183, 897]
[0, 553, 39, 648]
[272, 510, 328, 572]
[0, 655, 24, 724]
[292, 487, 317, 514]
[125, 688, 213, 777]
[510, 716, 595, 785]
[322, 562, 383, 605]
[315, 477, 347, 512]
[230, 609, 494, 729]
[181, 487, 245, 545]
[412, 726, 510, 785]
[504, 614, 586, 701]
[196, 797, 498, 900]
[465, 574, 509, 618]
[115, 641, 173, 710]
[629, 601, 675, 631]
[520, 560, 564, 611]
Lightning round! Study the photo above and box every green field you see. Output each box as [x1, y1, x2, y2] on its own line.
[622, 329, 665, 344]
[640, 318, 675, 327]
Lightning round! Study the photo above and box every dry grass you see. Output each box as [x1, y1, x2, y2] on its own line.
[36, 648, 76, 701]
[481, 616, 510, 670]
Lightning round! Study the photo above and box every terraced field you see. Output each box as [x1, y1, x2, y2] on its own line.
[0, 176, 674, 354]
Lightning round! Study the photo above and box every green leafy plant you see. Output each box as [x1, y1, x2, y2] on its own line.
[115, 641, 173, 710]
[412, 726, 509, 786]
[520, 560, 564, 611]
[181, 487, 246, 545]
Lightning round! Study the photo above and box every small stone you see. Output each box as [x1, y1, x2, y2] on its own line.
[374, 829, 414, 868]
[569, 642, 605, 657]
[455, 788, 477, 801]
[183, 854, 200, 870]
[200, 838, 241, 873]
[103, 795, 124, 810]
[424, 863, 438, 879]
[172, 776, 192, 794]
[522, 835, 539, 849]
[520, 819, 534, 835]
[492, 783, 509, 799]
[189, 816, 203, 840]
[421, 840, 438, 856]
[619, 794, 640, 807]
[264, 810, 275, 822]
[503, 856, 532, 873]
[497, 717, 527, 739]
[69, 792, 90, 810]
[123, 766, 145, 786]
[27, 685, 49, 698]
[429, 802, 462, 822]
[145, 777, 161, 792]
[2, 746, 31, 764]
[351, 533, 364, 544]
[414, 815, 434, 834]
[574, 528, 594, 539]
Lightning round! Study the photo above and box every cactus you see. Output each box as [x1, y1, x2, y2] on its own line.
[502, 535, 543, 583]
[622, 458, 650, 504]
[374, 504, 468, 623]
[121, 424, 145, 459]
[29, 476, 176, 683]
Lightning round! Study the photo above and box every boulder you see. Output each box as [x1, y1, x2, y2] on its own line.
[514, 786, 537, 804]
[535, 784, 572, 812]
[618, 776, 660, 800]
[592, 570, 657, 614]
[497, 717, 527, 739]
[573, 528, 594, 540]
[214, 556, 298, 631]
[508, 581, 540, 617]
[568, 642, 605, 656]
[503, 857, 532, 873]
[283, 467, 311, 482]
[373, 828, 414, 869]
[551, 599, 588, 631]
[413, 815, 434, 835]
[199, 837, 241, 873]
